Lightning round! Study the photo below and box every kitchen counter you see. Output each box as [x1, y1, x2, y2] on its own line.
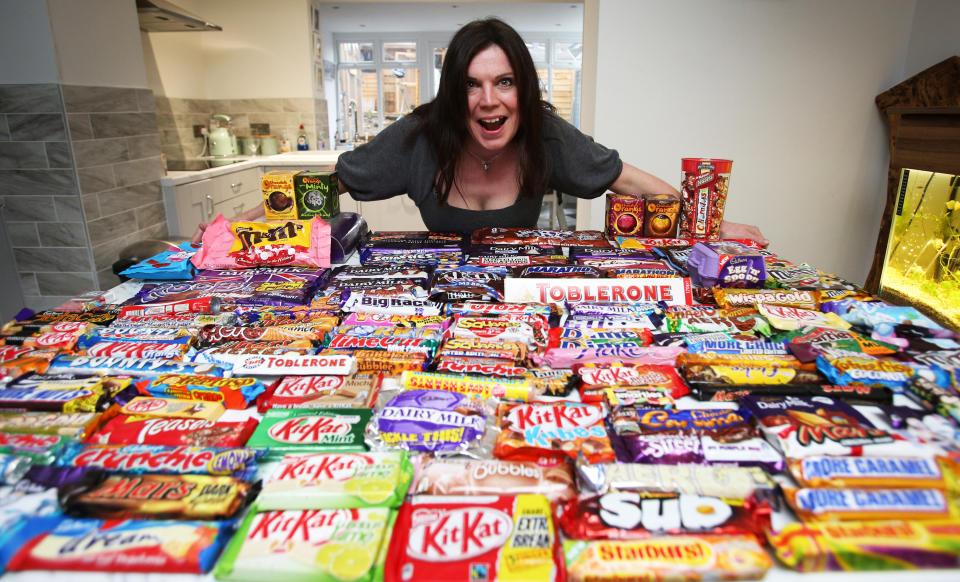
[162, 150, 343, 185]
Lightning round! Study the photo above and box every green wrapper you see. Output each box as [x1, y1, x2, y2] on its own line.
[214, 507, 391, 582]
[246, 409, 371, 460]
[258, 451, 412, 510]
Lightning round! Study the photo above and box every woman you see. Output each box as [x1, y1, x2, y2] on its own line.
[335, 18, 767, 245]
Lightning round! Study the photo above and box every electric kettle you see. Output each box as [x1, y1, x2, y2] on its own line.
[208, 114, 237, 157]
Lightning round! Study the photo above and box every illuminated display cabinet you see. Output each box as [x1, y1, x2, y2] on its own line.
[867, 56, 960, 331]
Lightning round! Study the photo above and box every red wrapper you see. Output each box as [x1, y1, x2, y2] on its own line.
[119, 297, 219, 318]
[86, 412, 257, 448]
[573, 362, 689, 402]
[559, 492, 771, 540]
[495, 402, 616, 465]
[679, 158, 732, 240]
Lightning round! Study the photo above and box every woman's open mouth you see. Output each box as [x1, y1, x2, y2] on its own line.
[478, 116, 507, 132]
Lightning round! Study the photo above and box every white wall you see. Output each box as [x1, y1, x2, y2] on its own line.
[143, 0, 315, 100]
[47, 0, 148, 88]
[589, 0, 918, 284]
[0, 0, 57, 83]
[904, 0, 960, 78]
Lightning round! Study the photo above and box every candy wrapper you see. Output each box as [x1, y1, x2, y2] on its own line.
[121, 396, 225, 421]
[369, 389, 488, 456]
[0, 411, 99, 439]
[401, 370, 534, 402]
[140, 373, 267, 410]
[576, 463, 777, 503]
[574, 362, 689, 402]
[58, 473, 256, 520]
[48, 354, 226, 378]
[385, 494, 562, 582]
[0, 432, 68, 464]
[559, 492, 771, 539]
[787, 456, 960, 491]
[414, 458, 576, 502]
[258, 374, 381, 411]
[495, 402, 615, 465]
[258, 451, 412, 509]
[247, 409, 371, 459]
[6, 517, 232, 573]
[769, 520, 960, 572]
[783, 487, 960, 522]
[86, 413, 258, 448]
[192, 214, 331, 269]
[214, 507, 391, 582]
[119, 241, 201, 280]
[686, 241, 766, 288]
[56, 443, 261, 481]
[564, 534, 771, 582]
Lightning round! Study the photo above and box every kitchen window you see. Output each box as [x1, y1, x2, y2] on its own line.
[334, 32, 581, 143]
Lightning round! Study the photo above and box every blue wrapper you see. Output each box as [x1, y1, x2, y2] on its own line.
[815, 353, 914, 390]
[119, 242, 200, 280]
[47, 354, 226, 378]
[687, 339, 790, 355]
[76, 326, 191, 349]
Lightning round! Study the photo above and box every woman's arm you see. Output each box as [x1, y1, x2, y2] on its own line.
[609, 162, 769, 248]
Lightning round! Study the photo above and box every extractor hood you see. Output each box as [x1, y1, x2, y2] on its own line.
[137, 0, 222, 32]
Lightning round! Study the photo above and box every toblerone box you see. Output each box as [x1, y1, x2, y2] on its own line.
[261, 170, 300, 221]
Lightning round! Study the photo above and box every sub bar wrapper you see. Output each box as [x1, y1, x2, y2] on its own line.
[769, 520, 960, 572]
[214, 507, 391, 582]
[563, 534, 772, 582]
[385, 494, 562, 582]
[7, 517, 231, 573]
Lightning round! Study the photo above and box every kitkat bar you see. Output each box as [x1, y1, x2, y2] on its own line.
[495, 402, 615, 465]
[257, 374, 381, 411]
[246, 409, 371, 459]
[385, 494, 562, 582]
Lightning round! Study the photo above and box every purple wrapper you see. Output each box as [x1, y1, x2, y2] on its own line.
[686, 241, 766, 288]
[329, 212, 367, 264]
[193, 267, 326, 284]
[135, 279, 313, 306]
[567, 248, 659, 261]
[373, 389, 485, 453]
[621, 433, 704, 464]
[467, 244, 562, 257]
[740, 394, 877, 428]
[18, 465, 105, 493]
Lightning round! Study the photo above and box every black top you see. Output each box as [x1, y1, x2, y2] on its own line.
[334, 110, 623, 233]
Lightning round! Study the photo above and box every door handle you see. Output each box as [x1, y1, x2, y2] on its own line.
[205, 194, 214, 219]
[231, 182, 242, 193]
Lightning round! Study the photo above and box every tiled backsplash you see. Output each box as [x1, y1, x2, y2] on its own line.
[156, 97, 329, 160]
[0, 83, 167, 311]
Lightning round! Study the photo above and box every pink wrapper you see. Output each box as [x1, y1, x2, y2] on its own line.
[192, 214, 330, 270]
[539, 345, 685, 368]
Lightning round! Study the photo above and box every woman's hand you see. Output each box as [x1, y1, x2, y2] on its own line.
[719, 220, 770, 248]
[190, 222, 208, 244]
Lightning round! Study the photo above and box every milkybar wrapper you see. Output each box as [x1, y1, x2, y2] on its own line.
[783, 487, 960, 522]
[258, 451, 413, 510]
[769, 520, 960, 572]
[577, 463, 777, 501]
[788, 456, 960, 492]
[415, 458, 576, 502]
[214, 507, 391, 582]
[258, 374, 380, 411]
[385, 494, 562, 582]
[401, 370, 534, 402]
[59, 473, 255, 520]
[121, 396, 225, 421]
[563, 534, 772, 582]
[7, 518, 231, 573]
[232, 353, 357, 376]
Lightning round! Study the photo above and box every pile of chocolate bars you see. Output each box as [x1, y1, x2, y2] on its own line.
[0, 227, 958, 581]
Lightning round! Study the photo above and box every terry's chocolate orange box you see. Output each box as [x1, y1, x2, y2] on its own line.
[261, 170, 300, 221]
[642, 194, 681, 238]
[605, 193, 644, 237]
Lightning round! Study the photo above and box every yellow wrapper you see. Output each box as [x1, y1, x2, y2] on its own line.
[401, 370, 533, 401]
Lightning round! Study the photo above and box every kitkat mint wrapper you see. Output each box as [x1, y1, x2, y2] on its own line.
[214, 507, 391, 582]
[258, 451, 412, 509]
[246, 409, 371, 459]
[768, 520, 960, 571]
[369, 389, 487, 455]
[385, 494, 562, 582]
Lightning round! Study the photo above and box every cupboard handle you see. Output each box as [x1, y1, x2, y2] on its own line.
[231, 182, 242, 193]
[205, 194, 214, 218]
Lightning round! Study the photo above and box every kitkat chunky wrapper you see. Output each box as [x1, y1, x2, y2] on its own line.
[192, 214, 331, 269]
[258, 451, 413, 509]
[6, 517, 232, 573]
[385, 494, 562, 582]
[769, 520, 960, 572]
[214, 507, 392, 582]
[564, 534, 771, 582]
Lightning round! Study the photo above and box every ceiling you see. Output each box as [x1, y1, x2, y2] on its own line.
[319, 2, 584, 34]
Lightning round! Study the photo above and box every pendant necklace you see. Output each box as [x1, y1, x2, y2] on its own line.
[465, 147, 506, 171]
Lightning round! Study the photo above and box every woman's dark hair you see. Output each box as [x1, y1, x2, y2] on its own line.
[410, 18, 555, 205]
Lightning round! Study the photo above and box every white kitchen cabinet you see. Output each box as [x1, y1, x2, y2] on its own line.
[163, 167, 260, 237]
[355, 195, 425, 231]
